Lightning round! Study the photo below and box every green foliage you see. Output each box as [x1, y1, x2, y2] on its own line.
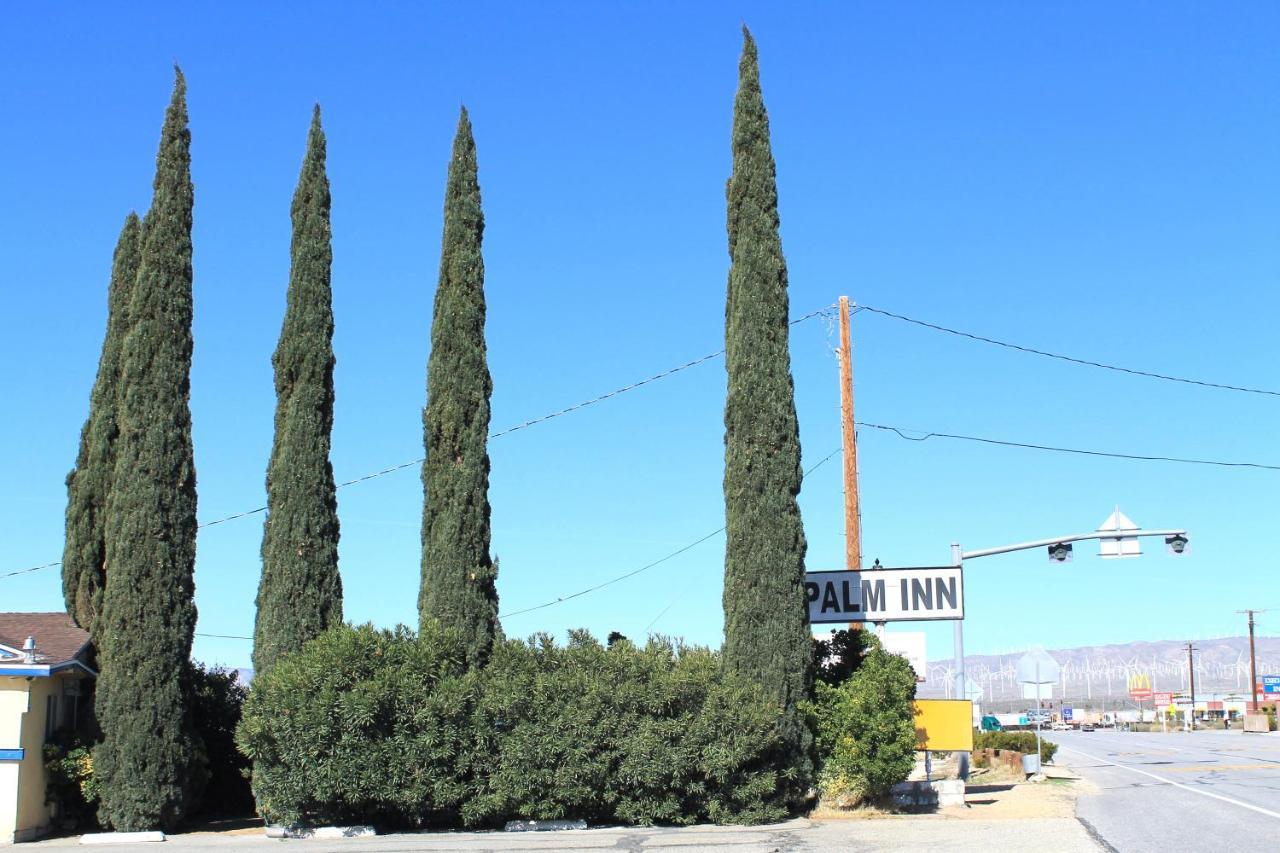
[468, 631, 789, 827]
[62, 212, 142, 631]
[94, 68, 201, 832]
[420, 108, 499, 667]
[972, 730, 1058, 765]
[44, 733, 101, 830]
[721, 26, 812, 795]
[810, 644, 917, 804]
[255, 105, 342, 677]
[185, 664, 253, 816]
[812, 628, 875, 687]
[237, 623, 477, 828]
[238, 625, 791, 829]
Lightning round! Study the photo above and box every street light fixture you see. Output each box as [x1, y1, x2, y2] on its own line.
[950, 509, 1188, 706]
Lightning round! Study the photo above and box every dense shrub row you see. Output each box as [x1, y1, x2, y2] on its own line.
[236, 624, 793, 829]
[972, 730, 1058, 765]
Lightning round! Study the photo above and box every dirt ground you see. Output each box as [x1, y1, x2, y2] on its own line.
[812, 759, 1092, 822]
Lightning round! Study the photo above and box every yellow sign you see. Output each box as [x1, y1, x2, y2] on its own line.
[913, 699, 974, 752]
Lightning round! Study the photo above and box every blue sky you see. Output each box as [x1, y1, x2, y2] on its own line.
[2, 2, 1277, 671]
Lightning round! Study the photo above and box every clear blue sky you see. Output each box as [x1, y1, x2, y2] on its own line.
[2, 2, 1277, 671]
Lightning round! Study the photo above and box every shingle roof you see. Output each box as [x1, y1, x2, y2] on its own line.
[0, 612, 91, 666]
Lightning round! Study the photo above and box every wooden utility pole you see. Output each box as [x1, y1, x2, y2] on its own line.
[836, 297, 865, 635]
[1239, 609, 1262, 712]
[837, 296, 861, 572]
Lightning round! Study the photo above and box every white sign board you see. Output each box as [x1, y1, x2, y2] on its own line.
[805, 566, 964, 623]
[881, 632, 927, 683]
[1016, 647, 1061, 685]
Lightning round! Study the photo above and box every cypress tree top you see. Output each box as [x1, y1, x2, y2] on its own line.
[721, 26, 811, 736]
[94, 67, 201, 832]
[254, 105, 343, 677]
[420, 107, 499, 666]
[63, 211, 142, 631]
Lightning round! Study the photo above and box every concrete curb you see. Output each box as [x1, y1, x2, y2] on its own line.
[80, 832, 166, 844]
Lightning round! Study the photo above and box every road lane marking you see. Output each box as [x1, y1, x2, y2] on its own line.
[1062, 746, 1280, 821]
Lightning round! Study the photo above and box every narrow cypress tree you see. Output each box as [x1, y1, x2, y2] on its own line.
[721, 28, 813, 785]
[253, 106, 342, 676]
[419, 107, 498, 665]
[62, 212, 142, 631]
[94, 68, 200, 832]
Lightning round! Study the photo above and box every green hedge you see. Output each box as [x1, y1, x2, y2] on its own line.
[972, 730, 1058, 765]
[810, 643, 917, 805]
[237, 624, 791, 828]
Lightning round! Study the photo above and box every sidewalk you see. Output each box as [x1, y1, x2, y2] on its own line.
[27, 817, 1102, 852]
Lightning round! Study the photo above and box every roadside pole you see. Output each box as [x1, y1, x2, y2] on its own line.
[836, 296, 867, 640]
[1186, 642, 1198, 731]
[1238, 609, 1261, 712]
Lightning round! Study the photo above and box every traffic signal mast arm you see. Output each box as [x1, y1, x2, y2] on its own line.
[960, 529, 1189, 561]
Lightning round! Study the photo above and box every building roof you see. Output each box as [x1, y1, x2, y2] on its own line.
[0, 612, 91, 666]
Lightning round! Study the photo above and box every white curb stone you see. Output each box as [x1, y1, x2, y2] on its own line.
[81, 832, 166, 844]
[504, 820, 588, 832]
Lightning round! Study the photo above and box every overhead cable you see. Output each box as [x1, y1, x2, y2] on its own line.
[1, 305, 836, 581]
[858, 422, 1280, 471]
[498, 447, 843, 620]
[858, 303, 1280, 397]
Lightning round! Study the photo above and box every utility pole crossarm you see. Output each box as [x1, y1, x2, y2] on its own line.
[961, 529, 1188, 561]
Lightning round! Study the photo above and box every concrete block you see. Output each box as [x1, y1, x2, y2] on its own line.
[890, 779, 965, 809]
[81, 832, 166, 844]
[504, 820, 588, 832]
[272, 825, 375, 839]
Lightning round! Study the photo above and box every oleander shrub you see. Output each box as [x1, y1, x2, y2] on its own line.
[236, 623, 480, 828]
[972, 730, 1058, 765]
[237, 624, 792, 828]
[466, 631, 789, 827]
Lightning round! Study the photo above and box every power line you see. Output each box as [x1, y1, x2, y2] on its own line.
[858, 422, 1280, 471]
[3, 305, 838, 582]
[499, 447, 843, 620]
[858, 303, 1280, 397]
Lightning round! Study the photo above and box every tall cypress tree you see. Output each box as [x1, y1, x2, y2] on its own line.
[253, 106, 342, 677]
[419, 107, 498, 665]
[62, 212, 142, 631]
[94, 68, 200, 832]
[721, 28, 813, 785]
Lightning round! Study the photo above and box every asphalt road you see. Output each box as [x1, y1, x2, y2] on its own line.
[1053, 728, 1280, 852]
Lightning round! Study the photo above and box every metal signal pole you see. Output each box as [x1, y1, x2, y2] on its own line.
[1186, 642, 1198, 731]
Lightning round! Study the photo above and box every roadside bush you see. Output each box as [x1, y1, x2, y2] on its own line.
[185, 663, 253, 817]
[236, 623, 480, 828]
[44, 732, 100, 829]
[972, 730, 1057, 765]
[811, 641, 917, 805]
[468, 631, 788, 827]
[811, 628, 875, 688]
[237, 625, 791, 829]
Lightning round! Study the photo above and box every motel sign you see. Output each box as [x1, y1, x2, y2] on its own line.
[805, 566, 964, 624]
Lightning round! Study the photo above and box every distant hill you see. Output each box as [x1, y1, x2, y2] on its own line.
[918, 635, 1280, 705]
